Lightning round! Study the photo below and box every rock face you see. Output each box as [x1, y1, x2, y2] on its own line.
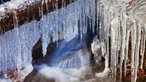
[91, 36, 105, 69]
[32, 39, 44, 66]
[91, 38, 102, 64]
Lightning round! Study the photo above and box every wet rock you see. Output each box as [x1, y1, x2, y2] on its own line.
[32, 39, 44, 66]
[23, 70, 55, 82]
[31, 37, 59, 67]
[137, 76, 146, 82]
[91, 36, 105, 72]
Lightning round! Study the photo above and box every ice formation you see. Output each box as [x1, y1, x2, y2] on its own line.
[0, 20, 41, 73]
[40, 0, 95, 56]
[0, 0, 95, 78]
[93, 0, 146, 82]
[0, 0, 145, 82]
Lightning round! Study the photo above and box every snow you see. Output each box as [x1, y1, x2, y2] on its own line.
[0, 0, 39, 19]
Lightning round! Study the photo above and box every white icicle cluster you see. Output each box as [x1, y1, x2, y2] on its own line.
[97, 0, 146, 82]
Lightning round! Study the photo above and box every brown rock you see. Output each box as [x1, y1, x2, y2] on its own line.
[23, 70, 55, 82]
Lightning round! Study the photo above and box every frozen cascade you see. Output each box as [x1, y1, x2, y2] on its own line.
[0, 0, 95, 78]
[41, 0, 95, 56]
[0, 0, 145, 81]
[94, 0, 146, 82]
[0, 20, 41, 73]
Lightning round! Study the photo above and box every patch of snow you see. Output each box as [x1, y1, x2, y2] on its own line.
[0, 0, 39, 19]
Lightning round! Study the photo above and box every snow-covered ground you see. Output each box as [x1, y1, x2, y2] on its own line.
[0, 0, 40, 19]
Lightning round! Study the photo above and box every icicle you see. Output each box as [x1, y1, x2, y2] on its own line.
[41, 15, 48, 56]
[62, 0, 64, 7]
[55, 11, 59, 46]
[41, 0, 44, 18]
[38, 6, 41, 17]
[119, 12, 126, 82]
[124, 24, 130, 77]
[79, 1, 83, 40]
[45, 0, 49, 13]
[103, 2, 110, 71]
[13, 10, 19, 28]
[0, 36, 1, 72]
[55, 1, 59, 46]
[52, 13, 58, 43]
[104, 20, 109, 70]
[110, 17, 119, 81]
[140, 26, 146, 69]
[62, 0, 66, 8]
[55, 0, 58, 10]
[82, 0, 87, 34]
[130, 19, 137, 82]
[92, 0, 96, 34]
[134, 23, 141, 82]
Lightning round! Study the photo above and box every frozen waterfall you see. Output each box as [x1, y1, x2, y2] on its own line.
[0, 0, 95, 78]
[0, 0, 145, 82]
